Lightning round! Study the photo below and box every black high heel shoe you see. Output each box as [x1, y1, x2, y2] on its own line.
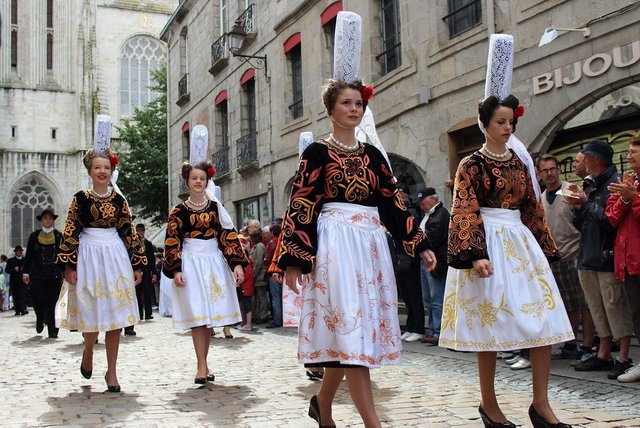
[206, 373, 215, 382]
[478, 405, 516, 428]
[529, 405, 571, 428]
[80, 352, 92, 379]
[308, 395, 336, 428]
[194, 377, 207, 384]
[104, 374, 121, 393]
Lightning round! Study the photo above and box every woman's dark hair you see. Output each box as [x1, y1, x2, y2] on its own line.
[181, 160, 214, 182]
[478, 94, 520, 132]
[322, 79, 368, 115]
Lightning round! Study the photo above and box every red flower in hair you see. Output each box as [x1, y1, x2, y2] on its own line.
[109, 155, 119, 168]
[513, 105, 525, 119]
[361, 85, 375, 101]
[207, 166, 216, 178]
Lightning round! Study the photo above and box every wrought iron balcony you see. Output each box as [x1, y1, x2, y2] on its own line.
[237, 4, 255, 35]
[176, 73, 190, 106]
[209, 34, 229, 74]
[236, 132, 258, 169]
[212, 146, 230, 176]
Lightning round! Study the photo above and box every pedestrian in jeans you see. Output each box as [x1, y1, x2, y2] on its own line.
[605, 136, 640, 383]
[416, 188, 449, 345]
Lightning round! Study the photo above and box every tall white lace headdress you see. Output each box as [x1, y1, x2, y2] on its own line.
[190, 124, 235, 229]
[332, 11, 392, 170]
[481, 34, 541, 199]
[93, 115, 129, 202]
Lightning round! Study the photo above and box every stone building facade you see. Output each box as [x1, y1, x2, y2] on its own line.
[163, 0, 640, 228]
[0, 0, 176, 253]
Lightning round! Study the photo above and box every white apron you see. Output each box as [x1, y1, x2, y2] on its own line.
[297, 202, 402, 368]
[55, 228, 139, 332]
[171, 238, 242, 330]
[439, 208, 574, 351]
[159, 273, 173, 317]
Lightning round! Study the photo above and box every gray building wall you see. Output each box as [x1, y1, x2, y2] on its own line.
[162, 0, 640, 227]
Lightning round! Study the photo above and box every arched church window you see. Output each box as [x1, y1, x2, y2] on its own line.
[11, 178, 55, 247]
[119, 35, 165, 117]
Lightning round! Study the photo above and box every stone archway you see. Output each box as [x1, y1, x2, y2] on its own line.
[389, 153, 426, 199]
[8, 173, 59, 248]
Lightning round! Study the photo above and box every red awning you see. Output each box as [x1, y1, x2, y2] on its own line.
[283, 32, 301, 54]
[240, 69, 255, 85]
[214, 90, 228, 105]
[321, 1, 342, 25]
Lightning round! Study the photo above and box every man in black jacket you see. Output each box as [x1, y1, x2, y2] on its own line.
[565, 140, 633, 379]
[395, 186, 425, 343]
[7, 246, 26, 316]
[135, 223, 156, 320]
[416, 188, 450, 345]
[23, 209, 63, 337]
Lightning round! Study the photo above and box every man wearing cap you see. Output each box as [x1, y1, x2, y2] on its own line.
[395, 185, 426, 343]
[416, 188, 450, 345]
[565, 139, 634, 379]
[23, 208, 64, 336]
[7, 246, 27, 316]
[135, 223, 156, 321]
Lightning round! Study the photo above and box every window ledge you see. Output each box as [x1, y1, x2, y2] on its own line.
[373, 62, 417, 93]
[280, 114, 312, 136]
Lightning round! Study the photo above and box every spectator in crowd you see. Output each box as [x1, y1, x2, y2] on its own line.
[7, 246, 27, 316]
[605, 136, 640, 383]
[565, 139, 634, 380]
[23, 208, 64, 338]
[395, 186, 426, 343]
[416, 188, 449, 345]
[153, 250, 163, 309]
[538, 154, 595, 360]
[265, 223, 283, 328]
[0, 254, 10, 311]
[250, 229, 270, 325]
[237, 237, 255, 332]
[248, 219, 261, 236]
[573, 152, 590, 182]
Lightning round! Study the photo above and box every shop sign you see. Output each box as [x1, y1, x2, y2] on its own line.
[533, 40, 640, 95]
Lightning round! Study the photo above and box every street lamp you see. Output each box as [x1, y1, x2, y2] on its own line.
[228, 20, 267, 70]
[538, 26, 591, 47]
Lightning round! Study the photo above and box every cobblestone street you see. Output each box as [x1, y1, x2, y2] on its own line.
[1, 311, 639, 427]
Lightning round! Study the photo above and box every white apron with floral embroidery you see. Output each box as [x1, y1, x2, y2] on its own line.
[283, 277, 304, 328]
[171, 238, 241, 330]
[55, 228, 140, 332]
[439, 208, 574, 351]
[297, 202, 402, 368]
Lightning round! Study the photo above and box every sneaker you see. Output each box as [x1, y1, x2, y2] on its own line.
[497, 351, 514, 359]
[404, 333, 424, 342]
[575, 356, 614, 371]
[571, 350, 595, 367]
[617, 364, 640, 383]
[510, 357, 532, 370]
[400, 331, 411, 340]
[505, 355, 521, 365]
[551, 346, 576, 360]
[608, 359, 633, 380]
